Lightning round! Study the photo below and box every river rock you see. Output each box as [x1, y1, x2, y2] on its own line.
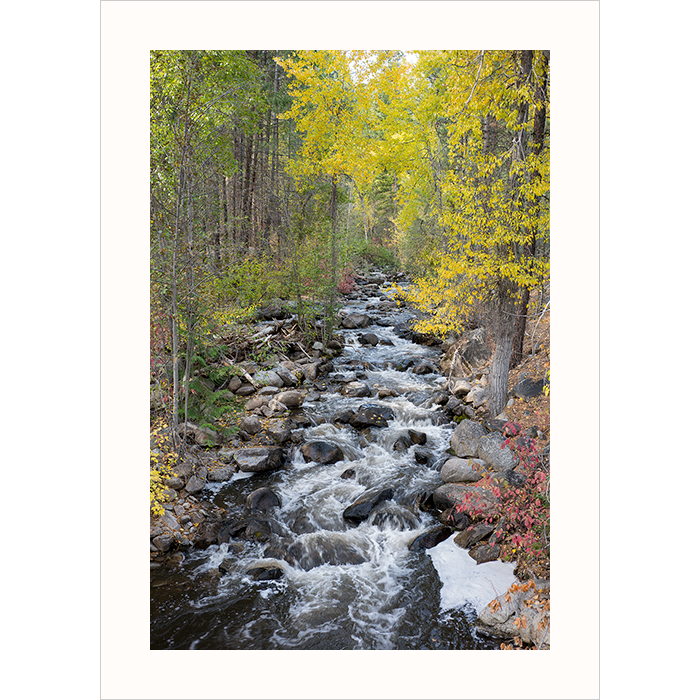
[152, 534, 175, 552]
[440, 457, 487, 483]
[179, 421, 221, 447]
[227, 377, 242, 393]
[476, 580, 551, 648]
[236, 383, 256, 396]
[301, 441, 344, 464]
[343, 381, 371, 398]
[466, 387, 488, 408]
[437, 505, 472, 529]
[393, 434, 413, 452]
[240, 415, 263, 435]
[477, 434, 518, 470]
[245, 487, 281, 512]
[267, 418, 292, 444]
[185, 475, 206, 494]
[359, 332, 379, 346]
[254, 370, 284, 388]
[333, 408, 355, 424]
[341, 312, 372, 329]
[408, 526, 453, 552]
[450, 419, 486, 457]
[343, 488, 394, 524]
[454, 522, 497, 549]
[413, 361, 438, 375]
[234, 446, 284, 473]
[469, 542, 501, 564]
[432, 482, 500, 521]
[350, 404, 395, 429]
[207, 464, 237, 482]
[273, 365, 299, 387]
[452, 381, 473, 399]
[276, 390, 304, 408]
[512, 376, 546, 398]
[245, 396, 267, 411]
[248, 564, 285, 581]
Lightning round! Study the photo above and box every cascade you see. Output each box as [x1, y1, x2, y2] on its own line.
[150, 283, 516, 650]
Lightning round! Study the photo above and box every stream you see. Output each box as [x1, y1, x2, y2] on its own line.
[150, 287, 516, 650]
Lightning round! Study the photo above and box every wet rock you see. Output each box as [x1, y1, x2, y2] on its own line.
[248, 565, 285, 581]
[340, 468, 356, 479]
[333, 408, 355, 424]
[228, 517, 274, 542]
[350, 404, 395, 429]
[377, 387, 398, 398]
[245, 487, 281, 512]
[234, 446, 284, 473]
[343, 487, 394, 524]
[450, 419, 486, 457]
[301, 441, 344, 464]
[408, 429, 427, 445]
[393, 434, 413, 452]
[343, 381, 372, 398]
[414, 449, 432, 465]
[341, 312, 372, 329]
[413, 361, 438, 375]
[285, 536, 368, 569]
[469, 542, 501, 564]
[408, 526, 453, 552]
[437, 505, 472, 530]
[359, 332, 379, 346]
[454, 522, 497, 549]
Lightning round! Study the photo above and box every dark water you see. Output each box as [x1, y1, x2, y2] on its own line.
[151, 293, 511, 650]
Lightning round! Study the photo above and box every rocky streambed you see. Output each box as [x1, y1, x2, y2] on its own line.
[150, 269, 550, 650]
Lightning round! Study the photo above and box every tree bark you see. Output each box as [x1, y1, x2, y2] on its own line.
[488, 280, 518, 417]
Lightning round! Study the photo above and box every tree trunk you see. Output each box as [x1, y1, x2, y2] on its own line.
[488, 281, 517, 417]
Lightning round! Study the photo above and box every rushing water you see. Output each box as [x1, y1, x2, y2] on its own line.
[150, 290, 516, 650]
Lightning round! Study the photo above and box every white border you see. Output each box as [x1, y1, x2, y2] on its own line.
[102, 2, 599, 699]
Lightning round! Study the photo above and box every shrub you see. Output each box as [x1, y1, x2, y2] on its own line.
[455, 422, 550, 577]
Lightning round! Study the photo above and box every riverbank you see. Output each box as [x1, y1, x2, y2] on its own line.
[150, 266, 550, 649]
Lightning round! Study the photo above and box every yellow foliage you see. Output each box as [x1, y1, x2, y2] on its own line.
[150, 418, 178, 517]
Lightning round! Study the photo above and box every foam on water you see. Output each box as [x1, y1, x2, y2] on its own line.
[428, 533, 517, 614]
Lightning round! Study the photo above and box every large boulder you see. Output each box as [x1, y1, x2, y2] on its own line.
[276, 390, 304, 408]
[440, 457, 488, 483]
[234, 446, 284, 473]
[432, 482, 501, 521]
[408, 526, 453, 552]
[476, 581, 551, 648]
[343, 382, 372, 398]
[254, 370, 284, 388]
[450, 419, 486, 457]
[459, 328, 491, 369]
[341, 313, 372, 329]
[349, 404, 395, 429]
[343, 488, 394, 524]
[477, 434, 518, 470]
[245, 487, 281, 512]
[512, 375, 547, 399]
[453, 522, 497, 549]
[300, 441, 344, 465]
